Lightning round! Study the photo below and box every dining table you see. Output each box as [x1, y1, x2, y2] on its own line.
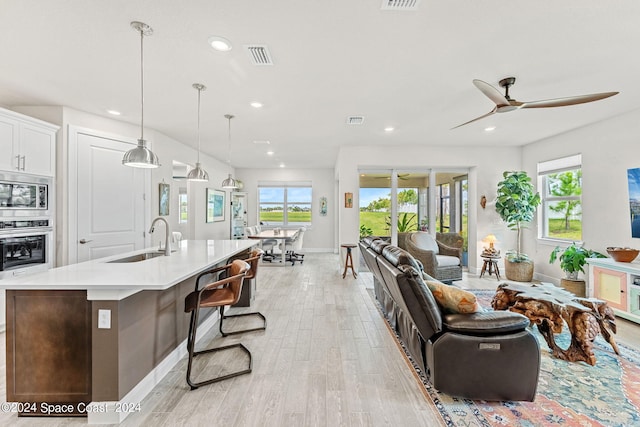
[248, 228, 298, 265]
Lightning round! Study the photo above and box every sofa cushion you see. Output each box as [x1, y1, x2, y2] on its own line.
[382, 245, 423, 272]
[370, 239, 390, 254]
[411, 232, 439, 254]
[436, 254, 461, 267]
[424, 280, 481, 314]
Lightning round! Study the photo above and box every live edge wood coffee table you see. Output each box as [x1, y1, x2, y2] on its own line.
[491, 282, 619, 366]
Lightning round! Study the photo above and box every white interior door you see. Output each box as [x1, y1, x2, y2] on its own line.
[76, 131, 146, 262]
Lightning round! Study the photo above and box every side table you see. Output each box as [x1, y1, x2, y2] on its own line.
[341, 244, 357, 279]
[480, 255, 501, 280]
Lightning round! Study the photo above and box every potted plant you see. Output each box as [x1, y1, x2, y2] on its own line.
[359, 224, 373, 240]
[386, 212, 417, 249]
[495, 171, 541, 282]
[419, 217, 429, 232]
[549, 243, 606, 280]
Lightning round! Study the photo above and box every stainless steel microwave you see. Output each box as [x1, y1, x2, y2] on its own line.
[0, 178, 48, 210]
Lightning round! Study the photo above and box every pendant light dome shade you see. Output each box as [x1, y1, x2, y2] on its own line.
[123, 21, 160, 168]
[187, 83, 209, 181]
[187, 162, 209, 181]
[221, 114, 238, 189]
[122, 139, 160, 168]
[221, 173, 238, 189]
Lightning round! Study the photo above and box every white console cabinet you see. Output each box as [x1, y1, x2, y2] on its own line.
[0, 107, 58, 176]
[588, 257, 640, 324]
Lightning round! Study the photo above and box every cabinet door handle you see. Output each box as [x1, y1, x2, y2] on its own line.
[20, 155, 26, 171]
[15, 155, 20, 170]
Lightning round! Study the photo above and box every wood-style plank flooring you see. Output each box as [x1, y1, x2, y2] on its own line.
[0, 253, 444, 426]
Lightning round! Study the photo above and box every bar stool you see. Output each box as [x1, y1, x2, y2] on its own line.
[341, 243, 358, 279]
[223, 249, 267, 335]
[184, 259, 251, 390]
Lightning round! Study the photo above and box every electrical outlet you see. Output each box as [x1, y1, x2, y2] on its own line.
[98, 309, 111, 329]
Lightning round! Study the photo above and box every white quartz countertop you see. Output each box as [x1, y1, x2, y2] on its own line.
[0, 239, 256, 300]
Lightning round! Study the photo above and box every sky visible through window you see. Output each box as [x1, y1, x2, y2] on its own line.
[360, 188, 390, 207]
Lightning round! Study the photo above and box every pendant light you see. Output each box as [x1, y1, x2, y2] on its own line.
[123, 21, 160, 168]
[186, 83, 209, 181]
[221, 114, 238, 189]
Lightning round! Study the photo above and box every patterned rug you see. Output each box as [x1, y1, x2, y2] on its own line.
[379, 289, 640, 427]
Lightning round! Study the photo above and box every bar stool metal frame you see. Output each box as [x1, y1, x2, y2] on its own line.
[221, 249, 267, 336]
[184, 259, 251, 390]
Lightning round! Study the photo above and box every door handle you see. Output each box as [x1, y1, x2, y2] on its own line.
[79, 239, 93, 244]
[15, 155, 20, 170]
[21, 155, 26, 171]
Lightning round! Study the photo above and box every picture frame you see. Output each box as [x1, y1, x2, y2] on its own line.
[159, 183, 170, 216]
[345, 192, 353, 208]
[320, 196, 327, 216]
[207, 188, 225, 222]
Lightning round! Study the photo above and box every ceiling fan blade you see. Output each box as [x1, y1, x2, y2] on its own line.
[451, 109, 497, 129]
[473, 79, 511, 107]
[521, 91, 618, 109]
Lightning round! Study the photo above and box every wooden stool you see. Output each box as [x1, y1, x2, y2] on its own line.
[341, 244, 357, 279]
[480, 256, 501, 280]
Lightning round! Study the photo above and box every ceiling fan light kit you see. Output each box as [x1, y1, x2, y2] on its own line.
[453, 76, 619, 129]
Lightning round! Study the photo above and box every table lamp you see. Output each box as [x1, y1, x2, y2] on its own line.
[483, 234, 498, 255]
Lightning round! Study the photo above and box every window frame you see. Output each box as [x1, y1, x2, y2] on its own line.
[258, 183, 313, 227]
[537, 155, 583, 244]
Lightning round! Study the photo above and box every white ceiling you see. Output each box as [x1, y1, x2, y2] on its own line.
[1, 0, 639, 169]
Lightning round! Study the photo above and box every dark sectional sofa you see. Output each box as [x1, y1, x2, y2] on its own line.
[359, 236, 540, 401]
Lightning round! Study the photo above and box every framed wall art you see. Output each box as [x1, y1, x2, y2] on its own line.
[320, 196, 327, 216]
[345, 192, 353, 208]
[206, 188, 225, 222]
[159, 183, 170, 216]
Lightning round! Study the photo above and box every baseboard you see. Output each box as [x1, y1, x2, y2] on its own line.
[87, 310, 220, 424]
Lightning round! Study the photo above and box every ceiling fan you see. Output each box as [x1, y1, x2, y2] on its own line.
[452, 77, 618, 129]
[374, 173, 410, 180]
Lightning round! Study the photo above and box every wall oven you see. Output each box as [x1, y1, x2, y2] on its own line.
[0, 172, 53, 279]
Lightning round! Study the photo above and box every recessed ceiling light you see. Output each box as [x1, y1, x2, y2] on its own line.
[384, 127, 395, 132]
[107, 110, 121, 116]
[484, 126, 496, 132]
[279, 163, 285, 168]
[267, 151, 274, 156]
[208, 36, 232, 52]
[250, 102, 263, 108]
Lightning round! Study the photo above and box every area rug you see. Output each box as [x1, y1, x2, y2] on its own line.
[379, 289, 640, 427]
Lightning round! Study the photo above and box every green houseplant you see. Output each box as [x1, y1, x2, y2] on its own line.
[495, 171, 541, 281]
[386, 212, 417, 249]
[549, 243, 606, 280]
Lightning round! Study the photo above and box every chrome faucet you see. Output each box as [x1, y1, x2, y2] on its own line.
[149, 217, 171, 256]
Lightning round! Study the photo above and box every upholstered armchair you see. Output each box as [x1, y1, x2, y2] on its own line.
[405, 232, 462, 283]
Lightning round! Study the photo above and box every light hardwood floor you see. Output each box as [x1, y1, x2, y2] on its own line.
[0, 253, 445, 427]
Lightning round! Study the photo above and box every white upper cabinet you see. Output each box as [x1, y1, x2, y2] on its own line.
[0, 108, 58, 176]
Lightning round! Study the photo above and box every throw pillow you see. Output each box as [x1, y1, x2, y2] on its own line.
[424, 278, 482, 314]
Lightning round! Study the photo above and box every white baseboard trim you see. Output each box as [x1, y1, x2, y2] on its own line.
[87, 310, 220, 424]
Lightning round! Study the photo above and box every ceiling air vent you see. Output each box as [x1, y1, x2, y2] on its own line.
[245, 45, 274, 65]
[346, 116, 365, 125]
[381, 0, 420, 11]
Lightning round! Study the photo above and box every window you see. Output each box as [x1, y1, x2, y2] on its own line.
[178, 187, 188, 224]
[538, 155, 582, 241]
[258, 184, 312, 226]
[437, 183, 450, 232]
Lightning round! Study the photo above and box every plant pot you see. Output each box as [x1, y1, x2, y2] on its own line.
[565, 270, 579, 280]
[504, 258, 534, 282]
[560, 278, 586, 297]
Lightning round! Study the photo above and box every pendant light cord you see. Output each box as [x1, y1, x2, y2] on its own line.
[225, 114, 234, 165]
[139, 27, 145, 142]
[196, 87, 201, 163]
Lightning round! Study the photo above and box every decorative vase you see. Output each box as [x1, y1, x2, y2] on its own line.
[504, 258, 534, 282]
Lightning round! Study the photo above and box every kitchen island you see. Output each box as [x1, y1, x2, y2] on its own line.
[0, 239, 256, 424]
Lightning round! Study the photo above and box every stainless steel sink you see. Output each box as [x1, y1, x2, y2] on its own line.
[107, 251, 166, 263]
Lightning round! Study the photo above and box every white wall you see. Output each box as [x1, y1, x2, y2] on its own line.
[13, 106, 235, 266]
[335, 145, 522, 273]
[235, 168, 335, 252]
[522, 108, 640, 284]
